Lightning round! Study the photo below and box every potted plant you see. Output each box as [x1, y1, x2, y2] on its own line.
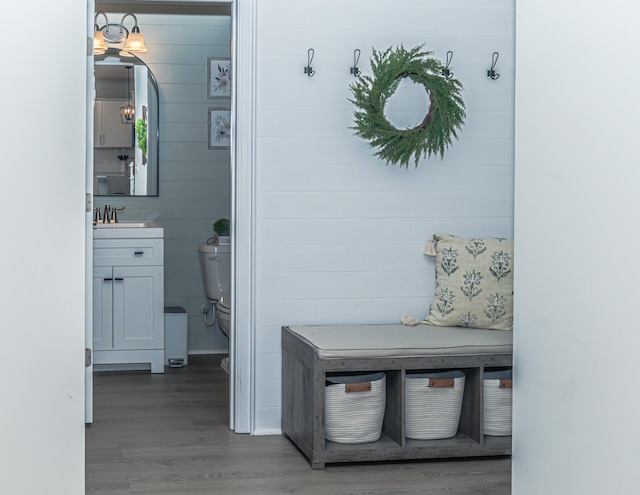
[135, 118, 147, 164]
[213, 218, 230, 245]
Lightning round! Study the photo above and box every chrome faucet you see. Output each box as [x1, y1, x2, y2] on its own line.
[93, 207, 102, 224]
[99, 204, 125, 223]
[112, 206, 125, 223]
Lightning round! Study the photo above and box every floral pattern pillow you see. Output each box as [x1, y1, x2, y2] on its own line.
[424, 233, 514, 331]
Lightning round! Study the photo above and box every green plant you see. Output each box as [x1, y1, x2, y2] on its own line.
[213, 218, 230, 236]
[135, 118, 147, 155]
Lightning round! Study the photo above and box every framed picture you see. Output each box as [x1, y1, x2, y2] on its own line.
[208, 108, 231, 149]
[207, 57, 231, 98]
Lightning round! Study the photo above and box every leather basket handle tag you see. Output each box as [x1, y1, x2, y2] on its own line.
[499, 379, 513, 389]
[429, 378, 455, 388]
[345, 381, 372, 393]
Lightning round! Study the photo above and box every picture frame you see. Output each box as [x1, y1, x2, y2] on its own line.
[208, 108, 231, 149]
[207, 57, 231, 98]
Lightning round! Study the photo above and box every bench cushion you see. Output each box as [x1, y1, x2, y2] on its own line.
[286, 324, 512, 359]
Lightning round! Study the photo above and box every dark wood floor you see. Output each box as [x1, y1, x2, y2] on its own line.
[86, 355, 511, 494]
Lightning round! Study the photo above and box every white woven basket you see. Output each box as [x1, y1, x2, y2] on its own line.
[325, 372, 386, 444]
[404, 370, 465, 440]
[483, 370, 512, 436]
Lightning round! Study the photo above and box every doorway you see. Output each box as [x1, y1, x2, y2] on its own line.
[87, 0, 252, 431]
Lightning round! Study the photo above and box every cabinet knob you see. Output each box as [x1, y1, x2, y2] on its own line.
[134, 251, 144, 256]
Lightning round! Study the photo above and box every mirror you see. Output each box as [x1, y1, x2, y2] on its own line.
[94, 48, 159, 196]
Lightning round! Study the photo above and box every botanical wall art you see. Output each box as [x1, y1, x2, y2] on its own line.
[349, 45, 466, 168]
[207, 57, 232, 98]
[208, 108, 231, 149]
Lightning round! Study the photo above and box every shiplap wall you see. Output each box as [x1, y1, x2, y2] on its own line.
[253, 0, 515, 432]
[97, 13, 231, 353]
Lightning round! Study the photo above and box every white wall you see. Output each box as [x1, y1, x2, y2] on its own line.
[0, 1, 87, 494]
[254, 0, 515, 432]
[98, 13, 232, 353]
[513, 2, 640, 493]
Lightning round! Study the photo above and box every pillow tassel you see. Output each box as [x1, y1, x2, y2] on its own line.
[423, 239, 437, 256]
[401, 314, 427, 326]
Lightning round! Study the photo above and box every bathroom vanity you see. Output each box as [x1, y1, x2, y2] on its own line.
[93, 222, 164, 373]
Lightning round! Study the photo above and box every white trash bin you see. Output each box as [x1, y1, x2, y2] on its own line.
[164, 306, 188, 367]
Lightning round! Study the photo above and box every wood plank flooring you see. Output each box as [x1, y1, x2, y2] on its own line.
[86, 355, 511, 494]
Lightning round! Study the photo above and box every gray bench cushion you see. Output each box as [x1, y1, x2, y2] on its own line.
[286, 324, 513, 359]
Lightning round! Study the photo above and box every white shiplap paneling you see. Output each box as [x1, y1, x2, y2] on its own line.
[253, 0, 515, 433]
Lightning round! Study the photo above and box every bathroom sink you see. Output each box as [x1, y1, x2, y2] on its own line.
[93, 221, 163, 239]
[94, 222, 154, 229]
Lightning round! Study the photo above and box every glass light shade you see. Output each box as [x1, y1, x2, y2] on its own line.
[120, 105, 135, 124]
[93, 30, 108, 54]
[122, 32, 147, 53]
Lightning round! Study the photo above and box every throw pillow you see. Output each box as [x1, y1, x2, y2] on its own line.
[424, 233, 514, 330]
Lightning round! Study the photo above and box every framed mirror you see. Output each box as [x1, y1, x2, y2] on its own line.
[94, 48, 159, 196]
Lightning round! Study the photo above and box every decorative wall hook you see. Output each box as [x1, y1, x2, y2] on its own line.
[487, 51, 500, 80]
[350, 49, 361, 77]
[442, 50, 453, 78]
[304, 48, 315, 77]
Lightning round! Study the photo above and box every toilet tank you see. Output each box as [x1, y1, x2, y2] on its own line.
[197, 243, 231, 301]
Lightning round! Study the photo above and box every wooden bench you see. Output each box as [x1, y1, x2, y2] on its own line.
[281, 324, 513, 469]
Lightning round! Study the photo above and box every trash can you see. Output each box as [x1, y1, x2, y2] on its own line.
[164, 306, 188, 367]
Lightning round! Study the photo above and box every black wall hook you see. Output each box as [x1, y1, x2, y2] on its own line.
[487, 51, 500, 80]
[442, 50, 454, 78]
[304, 48, 315, 77]
[350, 49, 361, 77]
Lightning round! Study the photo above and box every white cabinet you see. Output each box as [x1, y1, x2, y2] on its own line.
[94, 99, 134, 148]
[93, 234, 164, 373]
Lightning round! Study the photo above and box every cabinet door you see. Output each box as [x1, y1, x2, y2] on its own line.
[95, 100, 134, 148]
[112, 265, 164, 350]
[92, 266, 114, 351]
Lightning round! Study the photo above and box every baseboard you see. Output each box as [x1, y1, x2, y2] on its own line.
[94, 363, 150, 372]
[188, 349, 228, 355]
[252, 428, 282, 436]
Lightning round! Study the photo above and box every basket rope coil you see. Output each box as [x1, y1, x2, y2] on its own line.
[405, 370, 465, 440]
[325, 372, 386, 444]
[483, 370, 512, 436]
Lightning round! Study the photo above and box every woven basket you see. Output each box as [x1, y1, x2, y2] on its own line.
[483, 369, 512, 436]
[325, 372, 386, 444]
[404, 370, 465, 440]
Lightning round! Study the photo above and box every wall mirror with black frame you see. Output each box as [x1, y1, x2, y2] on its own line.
[94, 48, 159, 197]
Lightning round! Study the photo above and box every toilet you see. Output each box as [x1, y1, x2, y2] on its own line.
[197, 242, 231, 338]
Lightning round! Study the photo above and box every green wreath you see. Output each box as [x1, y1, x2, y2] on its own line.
[349, 45, 466, 168]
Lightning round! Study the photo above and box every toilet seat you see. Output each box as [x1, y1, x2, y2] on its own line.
[218, 305, 230, 315]
[215, 293, 231, 338]
[216, 293, 230, 314]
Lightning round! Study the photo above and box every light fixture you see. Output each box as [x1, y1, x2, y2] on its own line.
[94, 12, 148, 55]
[93, 12, 109, 54]
[119, 13, 148, 55]
[120, 66, 135, 124]
[122, 20, 147, 55]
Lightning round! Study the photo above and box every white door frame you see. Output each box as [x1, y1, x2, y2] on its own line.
[84, 0, 257, 432]
[230, 0, 256, 434]
[85, 0, 96, 424]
